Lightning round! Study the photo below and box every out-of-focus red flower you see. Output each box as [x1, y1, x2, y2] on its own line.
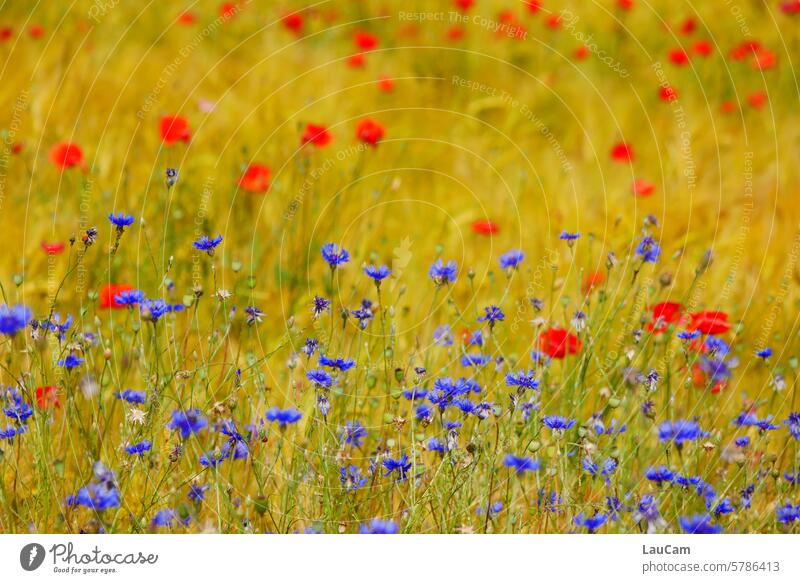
[729, 40, 761, 61]
[49, 142, 84, 170]
[0, 26, 12, 41]
[720, 100, 736, 114]
[446, 26, 465, 41]
[454, 0, 474, 11]
[782, 1, 800, 14]
[354, 31, 378, 50]
[356, 119, 385, 147]
[282, 11, 304, 34]
[11, 142, 23, 154]
[752, 49, 776, 70]
[659, 85, 678, 102]
[689, 311, 732, 335]
[347, 53, 366, 68]
[539, 328, 582, 359]
[220, 3, 238, 19]
[668, 48, 690, 66]
[748, 91, 766, 109]
[301, 124, 332, 148]
[36, 386, 60, 409]
[526, 1, 542, 13]
[679, 17, 696, 35]
[471, 219, 498, 235]
[647, 302, 682, 333]
[178, 11, 196, 25]
[545, 14, 561, 29]
[618, 0, 634, 9]
[377, 76, 395, 92]
[29, 24, 44, 38]
[692, 39, 712, 56]
[238, 163, 271, 193]
[632, 179, 655, 197]
[41, 241, 65, 255]
[574, 45, 589, 60]
[100, 283, 133, 309]
[160, 115, 191, 145]
[692, 364, 726, 394]
[582, 271, 605, 294]
[611, 142, 634, 162]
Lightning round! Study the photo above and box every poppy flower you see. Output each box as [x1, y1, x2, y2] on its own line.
[354, 31, 378, 51]
[454, 0, 474, 10]
[220, 3, 238, 18]
[356, 119, 385, 147]
[782, 1, 800, 13]
[446, 26, 465, 41]
[525, 1, 542, 13]
[691, 364, 727, 394]
[36, 386, 60, 409]
[574, 45, 589, 60]
[160, 115, 191, 145]
[659, 85, 678, 102]
[689, 311, 732, 335]
[11, 142, 23, 154]
[49, 142, 84, 170]
[0, 26, 12, 41]
[692, 40, 712, 56]
[668, 48, 690, 66]
[539, 328, 582, 359]
[347, 53, 366, 68]
[377, 76, 395, 92]
[301, 124, 332, 148]
[632, 179, 655, 197]
[178, 11, 196, 25]
[545, 14, 561, 29]
[679, 17, 696, 35]
[100, 283, 134, 309]
[611, 142, 634, 162]
[41, 241, 65, 255]
[720, 100, 736, 114]
[752, 49, 776, 70]
[29, 24, 44, 38]
[729, 41, 761, 61]
[748, 91, 766, 109]
[582, 271, 605, 294]
[471, 219, 498, 235]
[647, 302, 682, 333]
[238, 163, 271, 193]
[282, 11, 304, 34]
[617, 0, 634, 9]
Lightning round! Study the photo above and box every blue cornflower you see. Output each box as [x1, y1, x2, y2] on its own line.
[0, 424, 25, 442]
[403, 387, 427, 400]
[140, 298, 185, 322]
[582, 458, 599, 476]
[340, 421, 367, 447]
[319, 355, 356, 371]
[713, 498, 735, 516]
[165, 167, 178, 187]
[427, 437, 446, 453]
[114, 389, 146, 404]
[199, 449, 228, 468]
[677, 330, 701, 341]
[364, 264, 391, 283]
[265, 407, 302, 427]
[359, 519, 398, 534]
[756, 347, 773, 359]
[698, 356, 734, 384]
[499, 249, 525, 270]
[193, 235, 223, 255]
[244, 305, 265, 326]
[460, 353, 490, 367]
[188, 483, 209, 502]
[66, 462, 120, 511]
[306, 369, 334, 388]
[151, 509, 180, 527]
[58, 354, 84, 370]
[776, 503, 799, 524]
[311, 295, 331, 318]
[340, 465, 368, 492]
[415, 403, 432, 422]
[503, 454, 541, 474]
[542, 415, 576, 431]
[108, 212, 135, 232]
[735, 436, 750, 447]
[0, 304, 32, 336]
[433, 324, 454, 346]
[42, 313, 73, 342]
[633, 494, 664, 533]
[592, 416, 627, 436]
[505, 370, 540, 391]
[468, 329, 484, 346]
[2, 388, 33, 423]
[785, 413, 800, 440]
[383, 454, 412, 480]
[167, 409, 208, 438]
[428, 259, 457, 285]
[645, 465, 674, 484]
[477, 305, 505, 326]
[573, 513, 608, 533]
[114, 289, 145, 306]
[321, 243, 350, 268]
[301, 337, 319, 358]
[635, 234, 661, 263]
[559, 231, 580, 243]
[680, 514, 722, 534]
[476, 501, 504, 516]
[125, 440, 152, 456]
[219, 419, 249, 460]
[658, 419, 709, 446]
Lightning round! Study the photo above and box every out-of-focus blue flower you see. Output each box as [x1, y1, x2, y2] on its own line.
[559, 231, 580, 242]
[114, 289, 145, 306]
[680, 514, 722, 534]
[776, 503, 799, 524]
[477, 305, 505, 326]
[499, 249, 525, 270]
[542, 415, 576, 431]
[460, 353, 490, 367]
[0, 424, 25, 442]
[125, 440, 152, 456]
[340, 465, 367, 492]
[167, 408, 208, 438]
[677, 330, 701, 341]
[66, 462, 120, 511]
[735, 436, 750, 447]
[340, 421, 367, 447]
[58, 354, 84, 370]
[503, 454, 540, 474]
[635, 234, 661, 263]
[319, 355, 356, 371]
[756, 347, 773, 359]
[505, 370, 539, 391]
[658, 419, 709, 446]
[188, 483, 209, 502]
[433, 324, 454, 346]
[265, 407, 302, 427]
[573, 513, 608, 533]
[321, 243, 350, 268]
[193, 234, 223, 254]
[2, 388, 33, 423]
[114, 389, 146, 404]
[0, 304, 32, 336]
[364, 264, 391, 282]
[140, 298, 185, 321]
[383, 454, 412, 480]
[429, 259, 457, 285]
[307, 369, 334, 388]
[645, 465, 674, 484]
[359, 519, 398, 534]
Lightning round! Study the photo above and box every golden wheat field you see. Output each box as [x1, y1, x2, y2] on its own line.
[0, 0, 800, 536]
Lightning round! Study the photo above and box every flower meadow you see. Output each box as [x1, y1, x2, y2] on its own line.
[1, 1, 800, 536]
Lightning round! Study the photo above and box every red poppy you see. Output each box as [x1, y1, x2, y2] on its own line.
[679, 17, 696, 35]
[354, 31, 378, 51]
[647, 302, 682, 333]
[160, 115, 191, 145]
[610, 142, 634, 162]
[220, 3, 238, 18]
[692, 40, 712, 56]
[282, 11, 304, 34]
[41, 241, 65, 255]
[29, 24, 44, 38]
[178, 11, 196, 25]
[632, 179, 655, 197]
[11, 142, 23, 154]
[691, 364, 726, 394]
[752, 49, 776, 70]
[446, 26, 465, 41]
[526, 1, 542, 13]
[720, 100, 736, 114]
[0, 26, 12, 41]
[377, 76, 395, 92]
[100, 283, 133, 309]
[471, 219, 498, 235]
[574, 45, 589, 60]
[582, 271, 605, 294]
[668, 48, 690, 66]
[454, 0, 474, 10]
[659, 85, 678, 102]
[729, 40, 761, 61]
[347, 53, 366, 68]
[356, 119, 385, 147]
[689, 311, 731, 335]
[49, 142, 84, 170]
[238, 163, 271, 193]
[782, 1, 800, 13]
[301, 124, 332, 148]
[36, 386, 60, 409]
[545, 14, 561, 29]
[618, 0, 634, 9]
[748, 91, 766, 109]
[539, 328, 581, 359]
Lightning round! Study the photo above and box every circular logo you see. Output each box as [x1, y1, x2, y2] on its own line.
[20, 543, 46, 571]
